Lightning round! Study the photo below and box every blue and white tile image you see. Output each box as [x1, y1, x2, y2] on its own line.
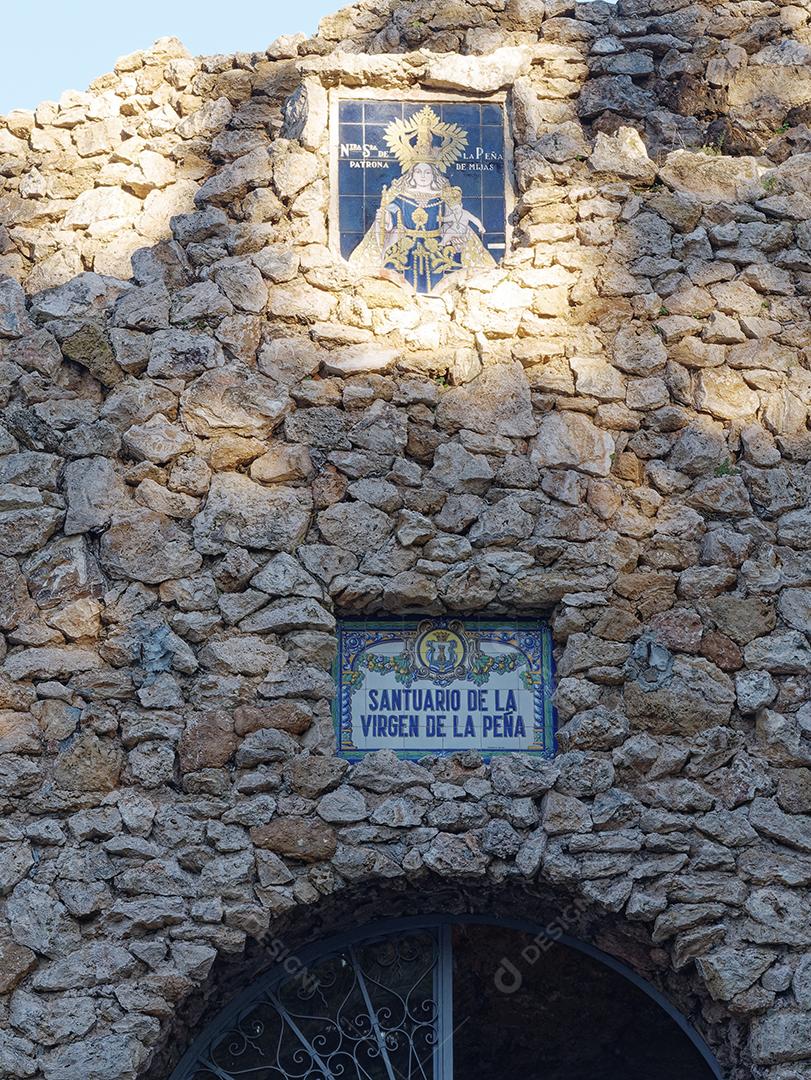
[336, 99, 507, 267]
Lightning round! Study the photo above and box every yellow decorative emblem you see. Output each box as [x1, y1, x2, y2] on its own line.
[384, 106, 468, 174]
[417, 627, 465, 674]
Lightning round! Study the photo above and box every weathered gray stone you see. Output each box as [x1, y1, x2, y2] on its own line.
[181, 368, 290, 438]
[0, 842, 34, 897]
[744, 632, 811, 675]
[317, 785, 368, 824]
[193, 473, 312, 554]
[423, 832, 488, 875]
[469, 497, 534, 546]
[317, 500, 392, 550]
[10, 988, 96, 1046]
[750, 1011, 811, 1065]
[7, 881, 80, 959]
[100, 509, 202, 583]
[63, 456, 130, 534]
[349, 750, 433, 794]
[122, 414, 194, 463]
[696, 947, 775, 1002]
[578, 76, 657, 119]
[427, 442, 494, 494]
[491, 755, 559, 797]
[41, 1033, 148, 1080]
[750, 799, 811, 853]
[32, 942, 136, 991]
[196, 146, 273, 206]
[745, 887, 811, 946]
[241, 598, 335, 634]
[147, 329, 223, 380]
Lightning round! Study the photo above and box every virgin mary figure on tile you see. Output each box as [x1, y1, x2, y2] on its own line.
[348, 106, 496, 294]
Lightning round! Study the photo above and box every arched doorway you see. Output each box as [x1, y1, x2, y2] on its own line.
[168, 916, 723, 1080]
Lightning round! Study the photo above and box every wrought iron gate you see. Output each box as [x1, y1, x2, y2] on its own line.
[173, 924, 454, 1080]
[168, 915, 724, 1080]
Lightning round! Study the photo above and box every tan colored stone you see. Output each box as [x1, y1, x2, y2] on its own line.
[53, 734, 124, 793]
[251, 817, 337, 863]
[696, 368, 759, 421]
[234, 702, 313, 737]
[178, 712, 236, 773]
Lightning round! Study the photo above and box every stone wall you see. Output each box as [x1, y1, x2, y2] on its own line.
[1, 1, 811, 1078]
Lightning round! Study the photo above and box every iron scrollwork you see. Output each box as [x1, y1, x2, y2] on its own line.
[182, 931, 445, 1080]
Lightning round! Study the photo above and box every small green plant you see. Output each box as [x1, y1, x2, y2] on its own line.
[776, 121, 790, 134]
[714, 459, 738, 477]
[658, 305, 670, 317]
[762, 175, 777, 193]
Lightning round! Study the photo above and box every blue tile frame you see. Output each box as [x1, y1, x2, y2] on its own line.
[335, 99, 508, 269]
[333, 617, 556, 761]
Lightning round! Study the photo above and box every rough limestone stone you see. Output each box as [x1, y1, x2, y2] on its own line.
[750, 1012, 811, 1065]
[0, 505, 64, 557]
[181, 368, 290, 438]
[531, 411, 615, 477]
[322, 345, 400, 377]
[64, 186, 140, 228]
[193, 473, 312, 554]
[624, 656, 735, 735]
[251, 817, 336, 863]
[32, 943, 136, 991]
[7, 882, 81, 959]
[0, 842, 34, 896]
[41, 1033, 147, 1080]
[317, 785, 368, 824]
[9, 988, 96, 1047]
[0, 927, 36, 994]
[588, 127, 657, 181]
[100, 510, 202, 583]
[424, 47, 535, 93]
[660, 151, 765, 201]
[436, 362, 537, 437]
[744, 633, 811, 675]
[317, 501, 392, 550]
[578, 76, 656, 119]
[52, 734, 123, 793]
[122, 415, 194, 463]
[427, 443, 494, 494]
[63, 457, 130, 534]
[696, 947, 776, 1002]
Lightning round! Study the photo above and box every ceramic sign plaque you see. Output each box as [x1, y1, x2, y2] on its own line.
[334, 618, 556, 760]
[335, 98, 508, 293]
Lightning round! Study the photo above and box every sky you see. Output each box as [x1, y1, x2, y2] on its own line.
[0, 0, 341, 114]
